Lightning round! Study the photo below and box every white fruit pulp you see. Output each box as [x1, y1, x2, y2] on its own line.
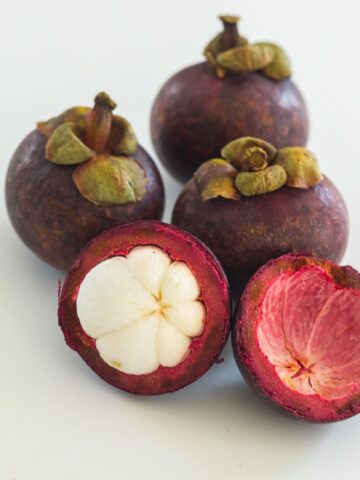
[76, 246, 205, 375]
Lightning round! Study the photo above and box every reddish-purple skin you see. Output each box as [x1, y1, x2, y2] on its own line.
[232, 254, 360, 422]
[151, 62, 309, 182]
[172, 176, 349, 295]
[5, 130, 165, 270]
[58, 221, 231, 395]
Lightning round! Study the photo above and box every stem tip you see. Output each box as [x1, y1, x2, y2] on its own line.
[219, 15, 241, 25]
[94, 92, 117, 111]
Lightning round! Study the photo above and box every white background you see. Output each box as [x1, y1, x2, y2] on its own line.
[1, 1, 360, 479]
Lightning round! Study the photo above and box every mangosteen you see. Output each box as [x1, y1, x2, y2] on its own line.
[172, 137, 348, 294]
[58, 221, 231, 395]
[232, 254, 360, 423]
[6, 92, 164, 270]
[151, 15, 309, 182]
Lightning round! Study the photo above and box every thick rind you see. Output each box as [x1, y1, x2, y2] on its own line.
[58, 221, 231, 395]
[5, 130, 164, 270]
[151, 62, 308, 183]
[172, 176, 348, 296]
[232, 254, 360, 422]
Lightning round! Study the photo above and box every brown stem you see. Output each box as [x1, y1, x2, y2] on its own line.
[243, 147, 268, 172]
[218, 15, 241, 51]
[85, 92, 116, 153]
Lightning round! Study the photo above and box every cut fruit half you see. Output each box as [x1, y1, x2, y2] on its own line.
[232, 254, 360, 422]
[59, 221, 231, 395]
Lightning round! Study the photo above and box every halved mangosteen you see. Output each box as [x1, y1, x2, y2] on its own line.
[59, 221, 231, 395]
[232, 254, 360, 422]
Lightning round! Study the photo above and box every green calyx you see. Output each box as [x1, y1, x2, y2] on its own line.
[37, 92, 145, 206]
[203, 15, 292, 80]
[235, 165, 287, 196]
[241, 147, 268, 172]
[217, 44, 275, 74]
[256, 42, 292, 80]
[73, 155, 147, 206]
[193, 158, 240, 201]
[274, 147, 323, 188]
[109, 115, 138, 155]
[221, 137, 277, 169]
[45, 122, 93, 165]
[194, 136, 323, 201]
[37, 106, 90, 137]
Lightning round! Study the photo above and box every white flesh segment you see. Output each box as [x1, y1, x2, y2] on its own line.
[76, 248, 204, 375]
[96, 315, 159, 375]
[163, 302, 205, 336]
[157, 319, 191, 367]
[127, 246, 171, 297]
[77, 257, 157, 338]
[161, 261, 200, 304]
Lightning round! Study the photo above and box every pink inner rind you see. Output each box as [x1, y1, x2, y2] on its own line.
[257, 266, 360, 400]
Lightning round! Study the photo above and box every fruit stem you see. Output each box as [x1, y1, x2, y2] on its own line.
[243, 147, 268, 172]
[85, 92, 116, 153]
[218, 15, 242, 50]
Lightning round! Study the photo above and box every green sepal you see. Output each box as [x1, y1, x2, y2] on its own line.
[37, 107, 90, 138]
[204, 33, 224, 67]
[204, 32, 249, 65]
[235, 165, 287, 196]
[72, 154, 147, 205]
[221, 137, 277, 169]
[194, 158, 240, 201]
[256, 42, 292, 80]
[274, 147, 323, 188]
[109, 115, 138, 155]
[45, 122, 93, 165]
[203, 27, 249, 79]
[217, 44, 274, 73]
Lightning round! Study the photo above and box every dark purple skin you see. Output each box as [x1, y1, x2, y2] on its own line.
[151, 62, 309, 183]
[6, 130, 165, 270]
[172, 177, 349, 295]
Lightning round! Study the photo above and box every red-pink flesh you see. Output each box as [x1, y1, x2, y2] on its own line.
[258, 266, 360, 399]
[233, 254, 360, 422]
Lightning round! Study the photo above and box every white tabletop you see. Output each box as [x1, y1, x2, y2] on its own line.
[1, 1, 360, 479]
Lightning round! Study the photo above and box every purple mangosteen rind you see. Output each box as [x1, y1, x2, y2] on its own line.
[59, 221, 231, 395]
[232, 254, 360, 422]
[172, 176, 348, 294]
[151, 15, 309, 182]
[172, 138, 349, 295]
[6, 93, 165, 270]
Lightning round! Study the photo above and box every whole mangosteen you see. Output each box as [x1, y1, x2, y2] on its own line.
[151, 15, 309, 182]
[172, 137, 349, 294]
[6, 92, 164, 270]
